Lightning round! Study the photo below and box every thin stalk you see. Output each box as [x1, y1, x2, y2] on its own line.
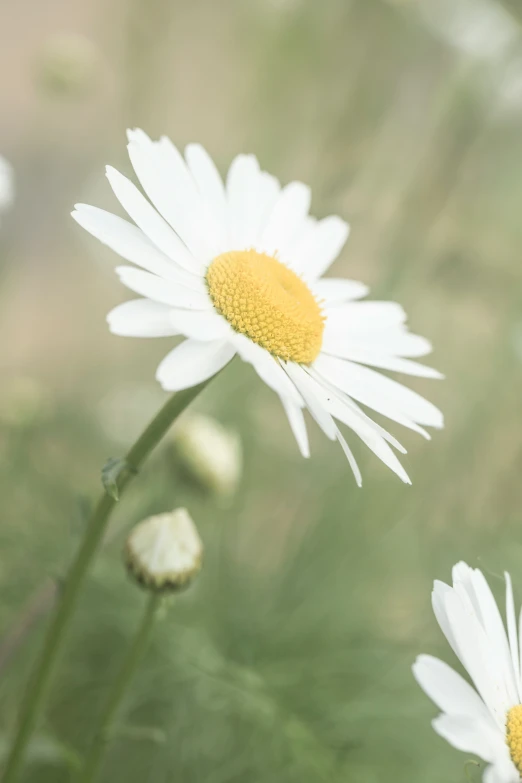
[78, 593, 162, 783]
[2, 381, 210, 782]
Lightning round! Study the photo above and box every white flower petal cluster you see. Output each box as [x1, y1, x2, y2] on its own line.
[73, 129, 443, 484]
[414, 562, 522, 783]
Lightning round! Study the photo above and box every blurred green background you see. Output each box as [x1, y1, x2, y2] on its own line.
[2, 0, 522, 780]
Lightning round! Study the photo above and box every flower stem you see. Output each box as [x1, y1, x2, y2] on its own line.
[2, 382, 210, 783]
[78, 593, 162, 783]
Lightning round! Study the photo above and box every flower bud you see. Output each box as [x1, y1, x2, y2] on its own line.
[125, 508, 202, 593]
[171, 414, 242, 499]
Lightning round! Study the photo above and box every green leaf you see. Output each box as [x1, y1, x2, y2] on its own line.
[101, 457, 129, 501]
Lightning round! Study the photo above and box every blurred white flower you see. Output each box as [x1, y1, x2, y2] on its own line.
[73, 129, 443, 485]
[125, 508, 203, 592]
[0, 155, 14, 216]
[172, 414, 242, 498]
[413, 562, 522, 782]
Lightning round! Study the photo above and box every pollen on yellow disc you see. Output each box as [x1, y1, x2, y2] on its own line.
[506, 705, 522, 772]
[206, 250, 324, 364]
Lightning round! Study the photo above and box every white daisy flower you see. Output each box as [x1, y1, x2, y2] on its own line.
[72, 129, 443, 485]
[413, 562, 522, 783]
[0, 155, 14, 216]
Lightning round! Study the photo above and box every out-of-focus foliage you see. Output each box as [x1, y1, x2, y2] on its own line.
[1, 0, 522, 781]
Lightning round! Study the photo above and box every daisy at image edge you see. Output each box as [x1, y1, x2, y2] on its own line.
[414, 562, 522, 783]
[72, 129, 444, 485]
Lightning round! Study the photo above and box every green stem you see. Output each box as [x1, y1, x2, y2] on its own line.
[78, 593, 162, 783]
[2, 381, 210, 782]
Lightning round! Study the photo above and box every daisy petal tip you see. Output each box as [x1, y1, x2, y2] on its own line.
[412, 654, 423, 670]
[431, 716, 443, 733]
[411, 658, 425, 681]
[106, 317, 121, 336]
[184, 141, 202, 159]
[154, 367, 170, 390]
[127, 128, 151, 144]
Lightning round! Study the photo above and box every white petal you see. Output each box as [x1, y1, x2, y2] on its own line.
[72, 205, 205, 292]
[283, 363, 337, 440]
[281, 216, 317, 271]
[259, 182, 311, 258]
[432, 580, 459, 657]
[326, 349, 443, 378]
[231, 334, 303, 407]
[309, 366, 407, 452]
[292, 216, 349, 279]
[250, 172, 281, 244]
[128, 131, 226, 260]
[505, 572, 521, 701]
[168, 308, 233, 342]
[185, 143, 227, 226]
[324, 301, 407, 335]
[362, 331, 433, 358]
[281, 397, 310, 458]
[323, 308, 442, 376]
[283, 370, 362, 487]
[107, 299, 180, 338]
[432, 714, 505, 765]
[323, 389, 411, 484]
[334, 427, 362, 487]
[115, 266, 211, 310]
[413, 654, 491, 721]
[483, 759, 520, 783]
[105, 166, 204, 275]
[444, 589, 511, 728]
[454, 566, 519, 706]
[312, 278, 369, 304]
[226, 153, 261, 248]
[519, 606, 522, 684]
[315, 356, 443, 429]
[326, 329, 433, 359]
[156, 339, 236, 391]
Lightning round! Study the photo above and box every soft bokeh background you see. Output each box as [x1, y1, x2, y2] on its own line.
[1, 0, 522, 780]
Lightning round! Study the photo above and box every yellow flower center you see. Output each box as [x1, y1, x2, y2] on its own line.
[206, 250, 324, 364]
[507, 705, 522, 772]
